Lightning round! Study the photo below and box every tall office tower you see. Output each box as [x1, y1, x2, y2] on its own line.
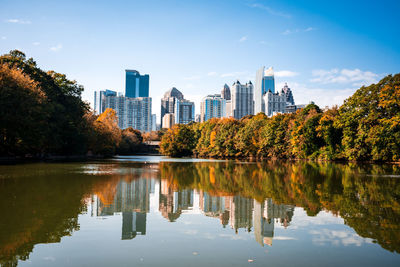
[125, 70, 149, 98]
[94, 89, 117, 114]
[161, 87, 184, 127]
[195, 114, 201, 123]
[255, 66, 275, 114]
[230, 80, 254, 119]
[200, 94, 226, 122]
[151, 114, 157, 131]
[280, 83, 295, 105]
[175, 99, 195, 124]
[221, 83, 231, 100]
[264, 89, 286, 117]
[162, 113, 175, 129]
[98, 92, 152, 132]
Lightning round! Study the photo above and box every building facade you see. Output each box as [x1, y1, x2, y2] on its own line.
[96, 92, 152, 132]
[161, 87, 184, 127]
[175, 99, 195, 124]
[200, 94, 226, 122]
[254, 66, 275, 114]
[162, 113, 175, 129]
[264, 90, 286, 117]
[281, 83, 295, 105]
[221, 83, 231, 100]
[125, 70, 149, 98]
[230, 80, 254, 119]
[94, 89, 117, 114]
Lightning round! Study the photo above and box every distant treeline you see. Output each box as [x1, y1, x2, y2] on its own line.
[160, 73, 400, 161]
[0, 50, 161, 158]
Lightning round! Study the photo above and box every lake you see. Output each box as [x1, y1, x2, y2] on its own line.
[0, 156, 399, 266]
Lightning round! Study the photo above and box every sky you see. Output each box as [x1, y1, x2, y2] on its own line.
[1, 0, 400, 122]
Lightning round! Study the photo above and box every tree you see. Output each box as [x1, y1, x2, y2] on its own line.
[0, 64, 47, 156]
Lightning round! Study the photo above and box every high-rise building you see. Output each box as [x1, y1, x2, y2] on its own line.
[161, 87, 194, 127]
[161, 87, 184, 127]
[230, 80, 254, 119]
[255, 66, 275, 114]
[151, 114, 157, 131]
[94, 89, 117, 114]
[264, 90, 286, 117]
[96, 92, 152, 132]
[175, 99, 195, 124]
[221, 84, 231, 100]
[162, 113, 175, 129]
[125, 70, 149, 98]
[281, 83, 295, 105]
[263, 67, 275, 93]
[200, 94, 226, 122]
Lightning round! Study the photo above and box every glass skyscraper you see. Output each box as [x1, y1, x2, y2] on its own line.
[254, 66, 275, 114]
[200, 94, 226, 122]
[262, 67, 275, 94]
[125, 70, 149, 98]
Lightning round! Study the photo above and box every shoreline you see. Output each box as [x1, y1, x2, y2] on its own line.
[1, 154, 399, 165]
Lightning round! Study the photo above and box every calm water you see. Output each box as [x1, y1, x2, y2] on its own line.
[1, 156, 400, 267]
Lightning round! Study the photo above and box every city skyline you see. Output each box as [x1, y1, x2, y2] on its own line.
[1, 0, 399, 120]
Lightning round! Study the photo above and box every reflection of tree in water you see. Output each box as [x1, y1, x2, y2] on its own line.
[0, 167, 94, 266]
[159, 161, 400, 253]
[0, 162, 157, 266]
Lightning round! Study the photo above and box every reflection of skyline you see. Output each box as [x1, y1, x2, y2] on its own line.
[254, 199, 295, 246]
[159, 179, 194, 222]
[91, 178, 155, 240]
[90, 177, 295, 246]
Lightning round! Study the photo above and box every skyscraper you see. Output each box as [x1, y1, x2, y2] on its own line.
[221, 84, 231, 100]
[281, 83, 295, 105]
[95, 92, 152, 132]
[230, 80, 254, 119]
[161, 87, 184, 127]
[161, 87, 194, 127]
[94, 89, 117, 114]
[255, 66, 275, 114]
[125, 70, 149, 98]
[175, 99, 195, 124]
[264, 90, 286, 117]
[263, 67, 275, 93]
[200, 94, 226, 122]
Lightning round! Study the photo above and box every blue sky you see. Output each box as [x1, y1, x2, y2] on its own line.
[1, 0, 399, 120]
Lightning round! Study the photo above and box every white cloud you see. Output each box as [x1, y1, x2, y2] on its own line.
[207, 72, 217, 76]
[239, 36, 247, 42]
[6, 19, 31, 24]
[309, 229, 368, 247]
[32, 42, 40, 46]
[275, 81, 356, 108]
[249, 3, 291, 19]
[310, 68, 379, 86]
[282, 27, 315, 35]
[1, 36, 6, 40]
[275, 70, 299, 77]
[50, 44, 63, 52]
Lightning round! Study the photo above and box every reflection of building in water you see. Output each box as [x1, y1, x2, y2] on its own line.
[91, 178, 154, 240]
[122, 212, 146, 240]
[253, 198, 295, 246]
[199, 191, 230, 227]
[159, 179, 194, 222]
[228, 196, 254, 233]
